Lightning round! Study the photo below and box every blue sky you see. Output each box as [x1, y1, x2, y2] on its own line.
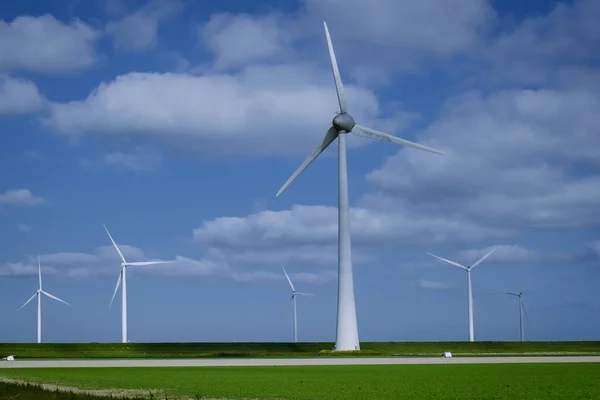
[1, 0, 599, 344]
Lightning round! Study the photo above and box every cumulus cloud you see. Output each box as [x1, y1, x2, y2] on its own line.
[0, 75, 44, 115]
[106, 0, 183, 52]
[187, 1, 600, 267]
[0, 189, 45, 206]
[0, 14, 100, 73]
[0, 244, 333, 285]
[193, 204, 511, 258]
[480, 0, 600, 85]
[196, 0, 494, 82]
[201, 13, 292, 70]
[364, 87, 600, 230]
[45, 66, 402, 156]
[302, 0, 492, 57]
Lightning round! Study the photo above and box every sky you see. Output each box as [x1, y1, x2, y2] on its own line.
[0, 0, 599, 344]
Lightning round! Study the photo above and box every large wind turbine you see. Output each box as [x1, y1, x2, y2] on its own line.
[282, 265, 316, 343]
[276, 22, 445, 351]
[104, 224, 172, 343]
[493, 289, 529, 342]
[427, 248, 497, 342]
[17, 257, 71, 343]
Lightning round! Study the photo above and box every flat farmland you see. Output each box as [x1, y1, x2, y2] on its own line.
[1, 363, 599, 399]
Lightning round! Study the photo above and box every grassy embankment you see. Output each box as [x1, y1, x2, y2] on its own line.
[1, 341, 599, 359]
[1, 363, 600, 399]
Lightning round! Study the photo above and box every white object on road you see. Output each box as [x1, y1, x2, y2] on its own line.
[442, 352, 452, 358]
[2, 355, 15, 361]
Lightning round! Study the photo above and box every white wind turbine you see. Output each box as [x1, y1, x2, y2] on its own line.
[275, 21, 445, 351]
[492, 289, 529, 342]
[427, 248, 497, 342]
[281, 265, 316, 343]
[17, 257, 71, 343]
[104, 224, 172, 343]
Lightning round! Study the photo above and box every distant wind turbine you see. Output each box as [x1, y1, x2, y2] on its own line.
[281, 265, 316, 343]
[427, 248, 497, 342]
[104, 224, 172, 344]
[17, 257, 71, 343]
[492, 289, 529, 342]
[275, 21, 445, 351]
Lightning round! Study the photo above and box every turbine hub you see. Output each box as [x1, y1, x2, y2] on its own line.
[332, 113, 355, 133]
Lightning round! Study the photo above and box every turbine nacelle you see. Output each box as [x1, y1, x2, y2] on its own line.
[332, 113, 355, 133]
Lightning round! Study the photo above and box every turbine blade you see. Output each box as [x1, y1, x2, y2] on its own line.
[278, 295, 295, 319]
[323, 21, 347, 114]
[38, 256, 42, 290]
[491, 289, 520, 296]
[276, 127, 338, 197]
[41, 290, 71, 307]
[470, 248, 497, 269]
[296, 292, 318, 297]
[352, 125, 445, 155]
[127, 261, 171, 267]
[109, 271, 122, 308]
[103, 224, 127, 264]
[17, 292, 38, 311]
[522, 301, 530, 322]
[427, 253, 467, 270]
[281, 265, 295, 292]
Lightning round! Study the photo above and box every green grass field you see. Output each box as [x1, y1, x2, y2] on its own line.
[1, 341, 599, 359]
[1, 363, 599, 399]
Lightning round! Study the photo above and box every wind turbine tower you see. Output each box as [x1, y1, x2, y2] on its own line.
[104, 224, 172, 343]
[427, 248, 497, 342]
[494, 290, 529, 342]
[17, 257, 71, 343]
[276, 22, 445, 351]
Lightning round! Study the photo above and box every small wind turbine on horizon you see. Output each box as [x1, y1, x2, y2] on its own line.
[275, 21, 445, 351]
[492, 289, 529, 342]
[427, 248, 497, 342]
[281, 265, 317, 343]
[104, 224, 173, 344]
[17, 257, 71, 343]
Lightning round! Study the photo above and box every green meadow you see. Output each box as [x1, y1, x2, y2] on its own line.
[1, 363, 599, 399]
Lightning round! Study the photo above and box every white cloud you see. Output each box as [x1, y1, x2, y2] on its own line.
[419, 279, 453, 290]
[106, 0, 183, 52]
[0, 262, 57, 277]
[365, 87, 600, 229]
[0, 244, 334, 285]
[188, 3, 600, 262]
[301, 0, 492, 58]
[0, 14, 100, 73]
[196, 0, 494, 82]
[103, 147, 162, 171]
[480, 0, 600, 85]
[193, 204, 511, 251]
[0, 75, 43, 115]
[200, 13, 291, 70]
[17, 224, 31, 233]
[0, 189, 45, 206]
[45, 66, 401, 156]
